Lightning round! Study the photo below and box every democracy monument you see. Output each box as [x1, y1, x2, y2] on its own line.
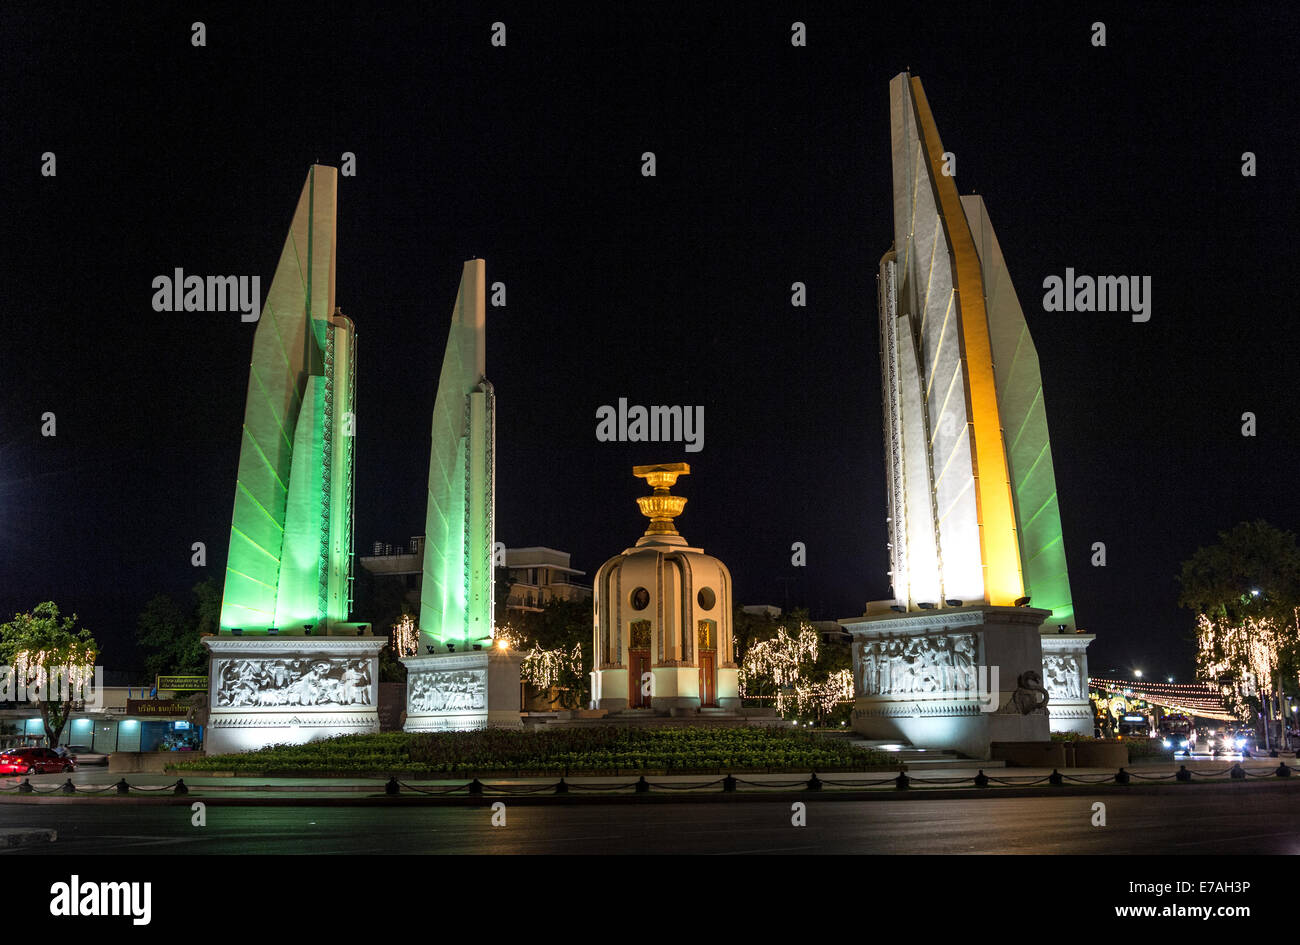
[200, 72, 1093, 757]
[838, 73, 1093, 758]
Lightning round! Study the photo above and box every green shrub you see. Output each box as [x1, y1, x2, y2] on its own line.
[171, 727, 890, 774]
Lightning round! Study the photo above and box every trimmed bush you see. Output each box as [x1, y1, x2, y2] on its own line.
[169, 727, 889, 774]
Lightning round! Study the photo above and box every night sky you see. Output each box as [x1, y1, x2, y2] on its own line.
[2, 2, 1297, 682]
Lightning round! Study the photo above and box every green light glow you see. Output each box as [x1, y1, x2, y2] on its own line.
[963, 195, 1075, 630]
[219, 166, 354, 634]
[419, 260, 494, 648]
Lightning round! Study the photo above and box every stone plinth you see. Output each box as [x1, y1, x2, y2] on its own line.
[203, 635, 384, 755]
[402, 648, 522, 733]
[839, 605, 1053, 760]
[1041, 632, 1095, 736]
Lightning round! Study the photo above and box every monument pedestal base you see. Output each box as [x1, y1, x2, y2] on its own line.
[202, 636, 384, 756]
[839, 605, 1054, 760]
[402, 649, 523, 732]
[1041, 633, 1096, 736]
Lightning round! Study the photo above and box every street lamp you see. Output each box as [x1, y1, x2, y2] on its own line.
[1134, 669, 1143, 679]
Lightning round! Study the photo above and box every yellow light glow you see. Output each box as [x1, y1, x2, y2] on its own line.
[910, 77, 1024, 605]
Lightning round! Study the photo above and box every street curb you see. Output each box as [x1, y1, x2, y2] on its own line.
[0, 778, 1295, 806]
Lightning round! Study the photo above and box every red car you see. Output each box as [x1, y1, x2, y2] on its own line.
[0, 747, 76, 775]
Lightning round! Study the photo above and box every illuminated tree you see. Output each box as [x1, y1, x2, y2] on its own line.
[1179, 521, 1300, 726]
[498, 598, 592, 708]
[0, 603, 98, 746]
[739, 622, 852, 721]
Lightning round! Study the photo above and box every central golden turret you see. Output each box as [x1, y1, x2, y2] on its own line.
[633, 463, 689, 537]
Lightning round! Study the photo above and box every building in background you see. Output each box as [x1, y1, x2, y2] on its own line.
[358, 539, 590, 618]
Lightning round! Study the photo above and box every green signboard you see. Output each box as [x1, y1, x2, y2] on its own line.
[157, 675, 208, 691]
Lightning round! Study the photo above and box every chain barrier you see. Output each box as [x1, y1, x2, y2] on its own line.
[6, 762, 1293, 799]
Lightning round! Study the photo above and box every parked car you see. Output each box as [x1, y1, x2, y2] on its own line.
[64, 745, 109, 766]
[0, 747, 76, 775]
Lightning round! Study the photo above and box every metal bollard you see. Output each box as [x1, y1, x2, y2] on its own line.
[115, 779, 131, 796]
[1049, 769, 1063, 786]
[635, 775, 650, 794]
[1276, 763, 1291, 778]
[1176, 765, 1192, 782]
[18, 779, 33, 794]
[722, 774, 737, 793]
[973, 770, 989, 788]
[806, 773, 822, 792]
[384, 776, 400, 796]
[1114, 767, 1130, 784]
[468, 778, 484, 796]
[173, 779, 188, 795]
[894, 771, 910, 790]
[555, 778, 569, 794]
[60, 779, 77, 795]
[1229, 764, 1246, 780]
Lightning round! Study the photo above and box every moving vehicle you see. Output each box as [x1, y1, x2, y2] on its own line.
[0, 747, 76, 775]
[64, 745, 109, 766]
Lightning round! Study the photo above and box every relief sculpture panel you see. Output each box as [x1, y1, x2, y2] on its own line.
[855, 632, 980, 697]
[409, 669, 487, 713]
[215, 658, 374, 708]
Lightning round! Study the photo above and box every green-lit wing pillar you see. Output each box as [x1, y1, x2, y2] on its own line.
[418, 259, 494, 650]
[204, 165, 381, 756]
[219, 165, 354, 634]
[961, 195, 1074, 633]
[404, 259, 520, 732]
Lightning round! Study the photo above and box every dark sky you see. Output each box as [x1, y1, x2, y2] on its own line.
[2, 2, 1297, 682]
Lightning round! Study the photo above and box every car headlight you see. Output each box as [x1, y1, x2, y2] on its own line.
[1162, 739, 1171, 748]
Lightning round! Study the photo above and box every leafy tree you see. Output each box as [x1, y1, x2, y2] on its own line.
[1178, 520, 1300, 725]
[1178, 520, 1300, 626]
[503, 597, 592, 709]
[0, 602, 98, 746]
[136, 578, 218, 679]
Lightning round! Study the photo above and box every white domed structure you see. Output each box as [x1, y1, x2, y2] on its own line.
[592, 464, 738, 713]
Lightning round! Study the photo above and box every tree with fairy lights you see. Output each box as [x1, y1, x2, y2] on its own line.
[1179, 520, 1300, 746]
[0, 602, 98, 747]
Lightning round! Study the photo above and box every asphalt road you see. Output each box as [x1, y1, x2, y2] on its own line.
[3, 789, 1299, 854]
